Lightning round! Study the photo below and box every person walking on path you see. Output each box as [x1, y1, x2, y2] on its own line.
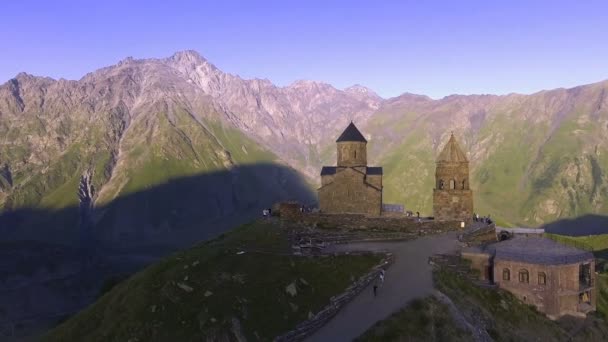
[373, 283, 378, 297]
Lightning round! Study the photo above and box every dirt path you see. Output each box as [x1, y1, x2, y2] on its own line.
[306, 231, 461, 342]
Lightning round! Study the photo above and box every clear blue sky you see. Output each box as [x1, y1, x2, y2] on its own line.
[1, 0, 607, 99]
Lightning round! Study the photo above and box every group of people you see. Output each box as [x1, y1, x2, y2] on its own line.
[372, 268, 386, 297]
[405, 211, 421, 218]
[262, 208, 272, 218]
[299, 205, 313, 213]
[473, 213, 493, 224]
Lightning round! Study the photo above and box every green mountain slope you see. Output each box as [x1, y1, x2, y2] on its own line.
[0, 69, 315, 247]
[3, 51, 608, 237]
[364, 83, 608, 226]
[43, 220, 381, 341]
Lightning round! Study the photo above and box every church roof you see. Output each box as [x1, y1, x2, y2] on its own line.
[437, 133, 468, 163]
[490, 237, 594, 265]
[319, 166, 383, 176]
[367, 167, 383, 175]
[336, 122, 367, 143]
[320, 166, 337, 175]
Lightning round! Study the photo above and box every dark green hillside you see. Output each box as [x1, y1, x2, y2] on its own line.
[44, 220, 382, 341]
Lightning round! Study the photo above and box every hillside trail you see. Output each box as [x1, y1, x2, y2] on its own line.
[306, 231, 463, 342]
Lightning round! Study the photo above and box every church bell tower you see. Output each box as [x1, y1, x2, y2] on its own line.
[336, 122, 367, 167]
[432, 133, 474, 223]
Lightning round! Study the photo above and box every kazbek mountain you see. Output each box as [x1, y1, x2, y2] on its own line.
[1, 49, 608, 245]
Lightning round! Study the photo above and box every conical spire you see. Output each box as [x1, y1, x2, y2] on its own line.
[437, 133, 468, 162]
[336, 122, 367, 142]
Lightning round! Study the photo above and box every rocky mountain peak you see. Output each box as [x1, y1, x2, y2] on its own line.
[168, 50, 209, 67]
[288, 80, 333, 90]
[344, 84, 379, 96]
[7, 72, 54, 87]
[14, 72, 35, 81]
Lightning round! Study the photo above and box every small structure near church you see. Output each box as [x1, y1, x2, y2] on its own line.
[318, 122, 383, 215]
[433, 133, 474, 222]
[462, 236, 596, 319]
[279, 202, 302, 220]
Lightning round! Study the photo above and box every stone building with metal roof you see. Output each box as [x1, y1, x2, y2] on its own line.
[318, 122, 383, 215]
[462, 236, 596, 319]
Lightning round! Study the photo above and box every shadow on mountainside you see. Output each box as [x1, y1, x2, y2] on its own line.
[542, 214, 608, 236]
[0, 163, 315, 340]
[0, 162, 316, 250]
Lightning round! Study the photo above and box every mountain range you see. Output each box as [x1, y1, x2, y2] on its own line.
[1, 50, 608, 246]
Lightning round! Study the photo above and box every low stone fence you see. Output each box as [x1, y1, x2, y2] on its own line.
[459, 223, 497, 245]
[294, 213, 463, 233]
[275, 252, 395, 342]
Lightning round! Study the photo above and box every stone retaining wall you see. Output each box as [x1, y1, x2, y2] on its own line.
[275, 252, 395, 342]
[460, 223, 497, 245]
[295, 213, 464, 233]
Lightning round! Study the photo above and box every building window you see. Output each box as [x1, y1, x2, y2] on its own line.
[519, 269, 529, 284]
[579, 263, 592, 287]
[449, 179, 456, 189]
[462, 180, 466, 189]
[439, 179, 445, 190]
[538, 272, 546, 285]
[503, 268, 510, 281]
[354, 150, 357, 159]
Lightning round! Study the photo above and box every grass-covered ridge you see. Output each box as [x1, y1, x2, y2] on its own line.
[44, 220, 382, 341]
[544, 233, 608, 252]
[362, 86, 608, 227]
[357, 296, 471, 342]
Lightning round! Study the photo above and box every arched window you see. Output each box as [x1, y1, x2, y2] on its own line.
[538, 272, 546, 285]
[519, 269, 529, 284]
[449, 179, 456, 189]
[439, 179, 445, 190]
[354, 150, 357, 159]
[502, 268, 510, 281]
[462, 180, 466, 189]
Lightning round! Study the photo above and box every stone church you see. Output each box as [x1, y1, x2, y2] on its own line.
[433, 133, 474, 222]
[318, 122, 383, 215]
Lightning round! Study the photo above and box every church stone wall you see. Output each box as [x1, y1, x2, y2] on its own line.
[435, 162, 470, 190]
[321, 174, 335, 186]
[319, 169, 381, 216]
[337, 142, 367, 167]
[493, 259, 596, 318]
[433, 189, 473, 222]
[433, 135, 474, 222]
[366, 174, 382, 189]
[493, 260, 557, 316]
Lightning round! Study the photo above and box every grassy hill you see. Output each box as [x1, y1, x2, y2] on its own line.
[363, 83, 608, 227]
[43, 220, 382, 341]
[1, 107, 316, 247]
